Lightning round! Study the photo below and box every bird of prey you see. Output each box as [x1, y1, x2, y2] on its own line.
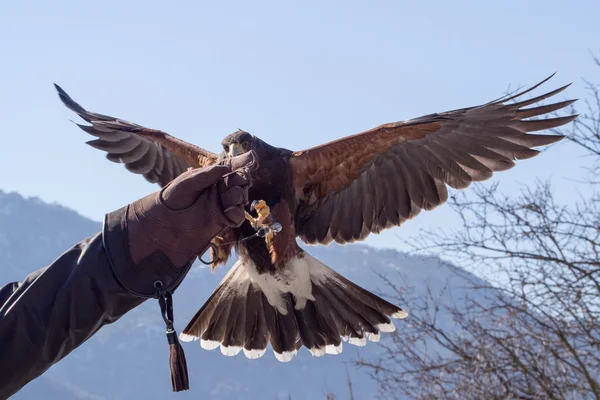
[54, 75, 577, 362]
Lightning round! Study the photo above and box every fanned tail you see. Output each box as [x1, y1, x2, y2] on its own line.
[179, 252, 407, 361]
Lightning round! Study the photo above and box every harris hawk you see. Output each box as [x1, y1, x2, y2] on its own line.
[54, 75, 577, 362]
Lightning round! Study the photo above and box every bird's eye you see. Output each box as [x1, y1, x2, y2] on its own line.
[242, 141, 250, 149]
[223, 144, 228, 151]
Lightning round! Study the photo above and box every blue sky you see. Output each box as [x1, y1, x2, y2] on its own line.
[1, 0, 599, 252]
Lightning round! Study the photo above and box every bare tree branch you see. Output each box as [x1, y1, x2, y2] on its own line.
[354, 51, 600, 400]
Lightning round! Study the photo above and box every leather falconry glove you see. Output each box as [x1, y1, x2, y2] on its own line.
[102, 150, 258, 392]
[127, 151, 257, 270]
[104, 150, 258, 299]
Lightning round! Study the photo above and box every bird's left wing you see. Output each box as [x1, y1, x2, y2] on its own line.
[290, 75, 577, 245]
[55, 84, 218, 187]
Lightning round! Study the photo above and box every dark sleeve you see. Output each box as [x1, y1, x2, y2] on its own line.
[0, 206, 190, 400]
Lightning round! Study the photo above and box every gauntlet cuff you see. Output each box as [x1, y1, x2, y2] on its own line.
[102, 205, 192, 298]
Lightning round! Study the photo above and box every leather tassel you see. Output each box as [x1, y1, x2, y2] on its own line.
[167, 328, 189, 391]
[156, 281, 190, 392]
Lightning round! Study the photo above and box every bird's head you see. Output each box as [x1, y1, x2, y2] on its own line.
[221, 130, 257, 158]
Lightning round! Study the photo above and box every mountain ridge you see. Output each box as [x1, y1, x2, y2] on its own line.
[1, 189, 483, 399]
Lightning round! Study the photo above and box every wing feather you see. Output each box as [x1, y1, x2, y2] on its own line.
[55, 84, 218, 187]
[291, 75, 577, 245]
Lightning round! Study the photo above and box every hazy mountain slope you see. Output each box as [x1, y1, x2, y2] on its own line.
[0, 190, 482, 399]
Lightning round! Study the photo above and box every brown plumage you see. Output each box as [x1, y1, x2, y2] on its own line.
[54, 74, 577, 362]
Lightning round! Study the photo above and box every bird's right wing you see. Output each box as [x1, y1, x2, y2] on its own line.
[289, 74, 577, 245]
[55, 84, 218, 187]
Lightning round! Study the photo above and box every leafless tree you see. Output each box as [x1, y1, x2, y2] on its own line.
[355, 53, 600, 400]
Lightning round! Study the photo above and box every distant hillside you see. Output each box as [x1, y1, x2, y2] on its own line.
[0, 189, 485, 399]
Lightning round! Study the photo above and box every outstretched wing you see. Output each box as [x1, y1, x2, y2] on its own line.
[55, 84, 218, 187]
[290, 74, 577, 245]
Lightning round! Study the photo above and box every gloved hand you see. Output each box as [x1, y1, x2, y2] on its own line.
[101, 150, 257, 392]
[102, 150, 258, 298]
[127, 150, 258, 269]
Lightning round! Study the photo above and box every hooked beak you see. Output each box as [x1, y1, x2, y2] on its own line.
[228, 144, 240, 157]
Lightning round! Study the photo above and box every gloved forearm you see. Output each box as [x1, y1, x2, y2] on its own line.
[0, 231, 145, 400]
[0, 152, 257, 398]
